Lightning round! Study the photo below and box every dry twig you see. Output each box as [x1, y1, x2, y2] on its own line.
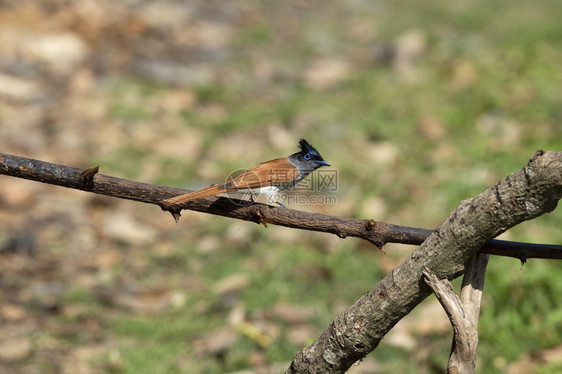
[423, 253, 489, 374]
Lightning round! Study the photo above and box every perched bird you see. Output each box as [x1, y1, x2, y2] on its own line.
[164, 139, 330, 206]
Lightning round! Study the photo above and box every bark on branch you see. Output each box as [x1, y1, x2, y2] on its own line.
[285, 150, 562, 373]
[1, 152, 560, 261]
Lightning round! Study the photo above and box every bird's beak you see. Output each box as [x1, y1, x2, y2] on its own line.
[315, 160, 331, 167]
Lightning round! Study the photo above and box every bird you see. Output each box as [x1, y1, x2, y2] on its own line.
[164, 139, 330, 206]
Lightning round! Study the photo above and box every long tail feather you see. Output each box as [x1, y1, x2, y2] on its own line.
[164, 184, 226, 205]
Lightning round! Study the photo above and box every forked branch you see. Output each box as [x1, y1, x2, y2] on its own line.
[286, 150, 562, 373]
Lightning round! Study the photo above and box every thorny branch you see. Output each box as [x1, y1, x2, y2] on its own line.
[0, 152, 561, 261]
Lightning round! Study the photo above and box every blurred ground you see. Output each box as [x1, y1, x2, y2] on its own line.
[0, 1, 561, 373]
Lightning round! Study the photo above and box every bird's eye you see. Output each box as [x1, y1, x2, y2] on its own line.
[304, 153, 311, 160]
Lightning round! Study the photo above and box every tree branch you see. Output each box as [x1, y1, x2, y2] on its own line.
[423, 253, 489, 374]
[285, 150, 562, 373]
[1, 152, 561, 261]
[423, 269, 477, 374]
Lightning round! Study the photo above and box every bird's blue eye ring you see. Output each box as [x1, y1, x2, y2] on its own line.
[304, 153, 311, 160]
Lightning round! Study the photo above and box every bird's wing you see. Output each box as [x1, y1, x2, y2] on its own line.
[222, 158, 298, 189]
[164, 158, 298, 205]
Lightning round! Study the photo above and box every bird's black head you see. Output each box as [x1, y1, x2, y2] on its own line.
[291, 139, 330, 168]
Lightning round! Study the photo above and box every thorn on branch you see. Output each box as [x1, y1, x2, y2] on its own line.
[170, 211, 181, 223]
[80, 166, 99, 179]
[365, 219, 377, 230]
[256, 209, 268, 227]
[159, 201, 182, 223]
[364, 236, 386, 253]
[80, 165, 99, 188]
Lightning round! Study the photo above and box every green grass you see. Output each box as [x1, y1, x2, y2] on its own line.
[83, 0, 562, 372]
[102, 227, 383, 373]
